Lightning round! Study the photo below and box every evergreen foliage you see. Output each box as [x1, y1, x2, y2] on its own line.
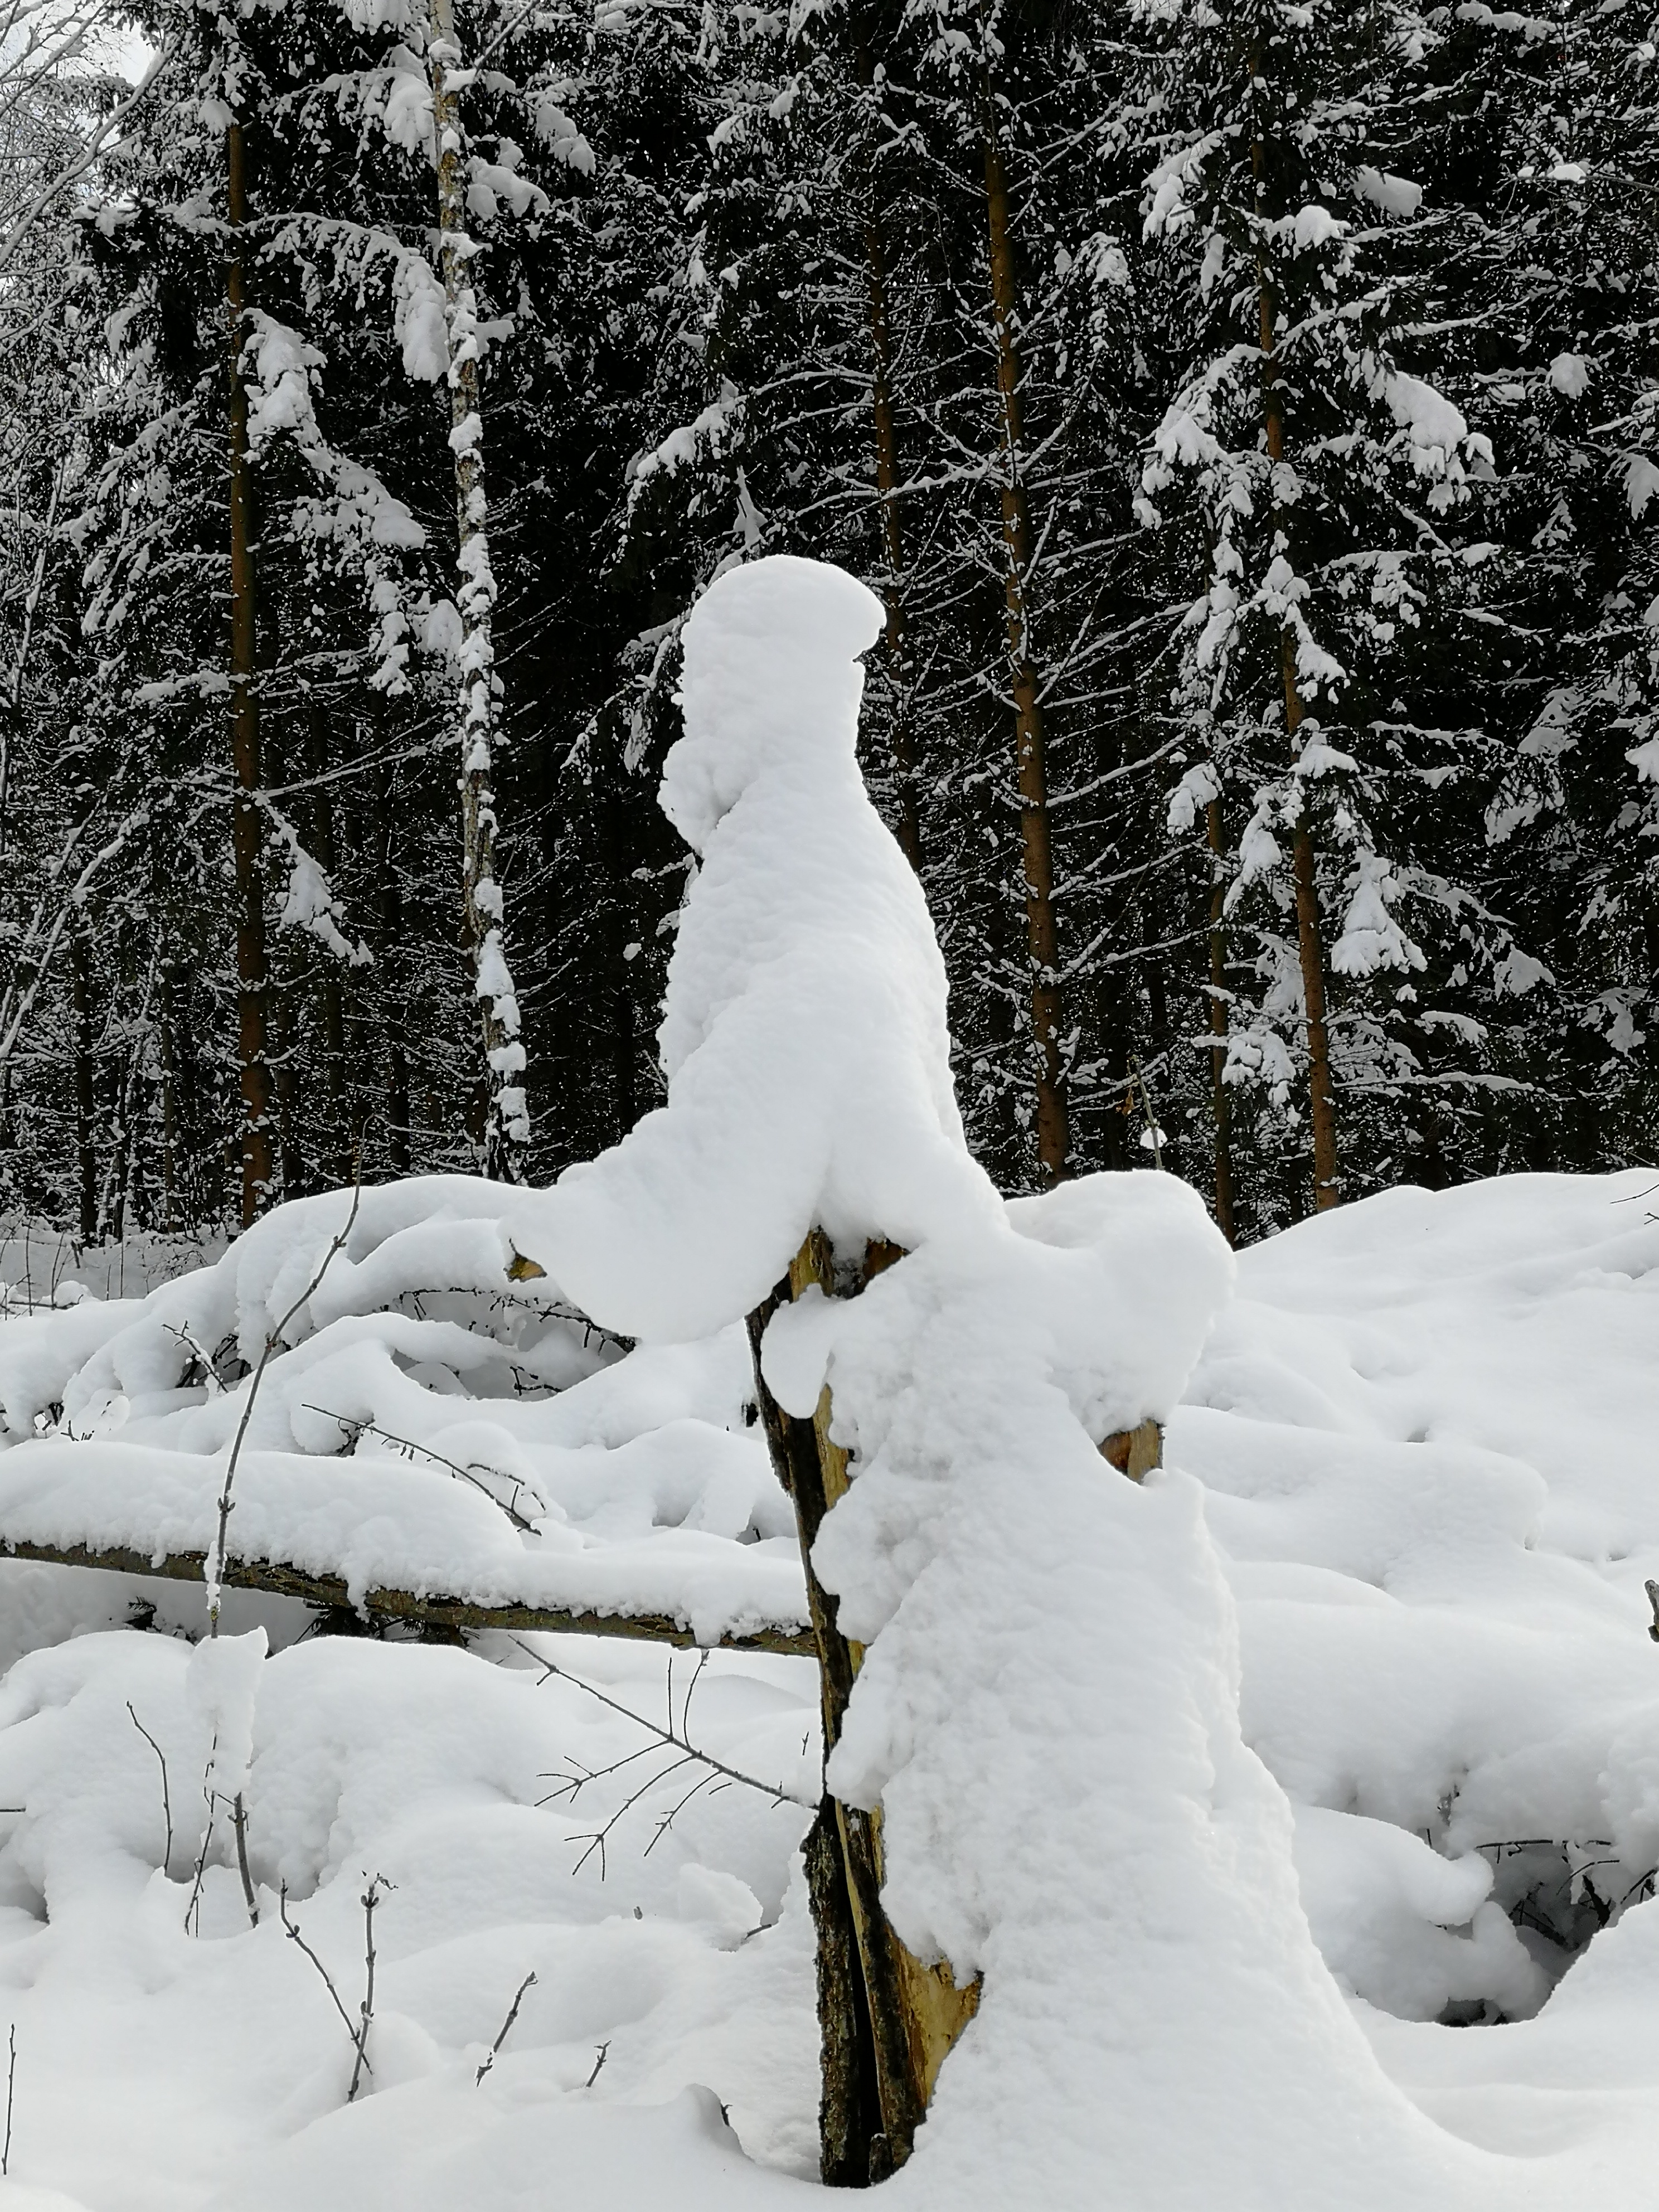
[1, 0, 1655, 1242]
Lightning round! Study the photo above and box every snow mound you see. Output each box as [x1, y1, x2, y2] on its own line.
[525, 555, 1005, 1341]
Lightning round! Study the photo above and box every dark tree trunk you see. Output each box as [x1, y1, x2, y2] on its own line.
[1205, 797, 1237, 1245]
[1254, 86, 1338, 1212]
[226, 119, 273, 1228]
[70, 931, 95, 1246]
[982, 98, 1068, 1183]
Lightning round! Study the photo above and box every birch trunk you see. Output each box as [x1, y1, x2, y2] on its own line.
[428, 0, 528, 1181]
[226, 119, 274, 1228]
[982, 95, 1068, 1183]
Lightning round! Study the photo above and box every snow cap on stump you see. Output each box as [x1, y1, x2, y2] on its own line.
[661, 554, 886, 851]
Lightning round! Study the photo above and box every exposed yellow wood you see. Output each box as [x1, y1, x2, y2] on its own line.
[1101, 1416, 1163, 1482]
[783, 1227, 981, 2154]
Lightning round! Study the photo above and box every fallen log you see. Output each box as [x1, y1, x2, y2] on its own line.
[0, 1535, 816, 1657]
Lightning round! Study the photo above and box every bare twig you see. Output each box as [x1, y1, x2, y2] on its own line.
[475, 1971, 537, 2084]
[520, 1640, 811, 1876]
[162, 1320, 223, 1397]
[3, 2022, 15, 2175]
[348, 1877, 388, 2102]
[280, 1884, 361, 2046]
[585, 2039, 609, 2089]
[300, 1403, 538, 1532]
[183, 1749, 217, 1937]
[209, 1162, 363, 1635]
[126, 1701, 173, 1876]
[232, 1792, 258, 1928]
[1645, 1578, 1659, 1644]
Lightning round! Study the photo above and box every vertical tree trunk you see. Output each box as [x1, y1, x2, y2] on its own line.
[852, 34, 921, 876]
[428, 0, 528, 1182]
[862, 215, 923, 878]
[1253, 88, 1339, 1212]
[1204, 796, 1237, 1245]
[69, 932, 95, 1246]
[158, 962, 180, 1231]
[376, 772, 413, 1176]
[307, 707, 352, 1184]
[982, 96, 1068, 1184]
[226, 120, 274, 1229]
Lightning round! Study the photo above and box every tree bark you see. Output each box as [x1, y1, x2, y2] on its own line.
[69, 930, 95, 1246]
[226, 119, 274, 1229]
[862, 212, 923, 879]
[428, 0, 527, 1182]
[852, 35, 922, 876]
[1254, 95, 1339, 1212]
[748, 1234, 979, 2182]
[376, 772, 413, 1178]
[982, 97, 1068, 1184]
[1204, 796, 1237, 1245]
[307, 707, 353, 1185]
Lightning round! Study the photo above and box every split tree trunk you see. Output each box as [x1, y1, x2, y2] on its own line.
[226, 119, 274, 1229]
[748, 1234, 979, 2185]
[428, 0, 528, 1182]
[982, 97, 1068, 1184]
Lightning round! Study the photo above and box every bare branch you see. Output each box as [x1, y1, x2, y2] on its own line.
[208, 1163, 363, 1633]
[300, 1403, 537, 1533]
[347, 1877, 386, 2102]
[280, 1881, 371, 2086]
[475, 1971, 537, 2085]
[125, 1701, 172, 1876]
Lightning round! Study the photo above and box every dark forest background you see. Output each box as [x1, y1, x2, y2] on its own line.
[2, 0, 1655, 1248]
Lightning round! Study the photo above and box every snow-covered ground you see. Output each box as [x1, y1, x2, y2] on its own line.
[0, 1224, 224, 1317]
[0, 1170, 1655, 2209]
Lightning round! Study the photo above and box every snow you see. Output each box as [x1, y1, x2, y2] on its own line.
[1384, 371, 1477, 475]
[394, 256, 449, 385]
[9, 559, 1659, 2208]
[523, 555, 1004, 1342]
[1624, 453, 1659, 518]
[1355, 166, 1424, 218]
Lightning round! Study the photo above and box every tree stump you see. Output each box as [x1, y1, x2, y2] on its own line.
[748, 1230, 979, 2185]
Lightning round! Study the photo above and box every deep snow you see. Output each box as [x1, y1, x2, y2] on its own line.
[1, 1176, 1659, 2207]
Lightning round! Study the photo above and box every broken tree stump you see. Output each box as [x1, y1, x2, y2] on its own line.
[748, 1230, 979, 2185]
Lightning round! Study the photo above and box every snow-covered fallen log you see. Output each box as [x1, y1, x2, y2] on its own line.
[0, 1177, 809, 1651]
[0, 1531, 813, 1655]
